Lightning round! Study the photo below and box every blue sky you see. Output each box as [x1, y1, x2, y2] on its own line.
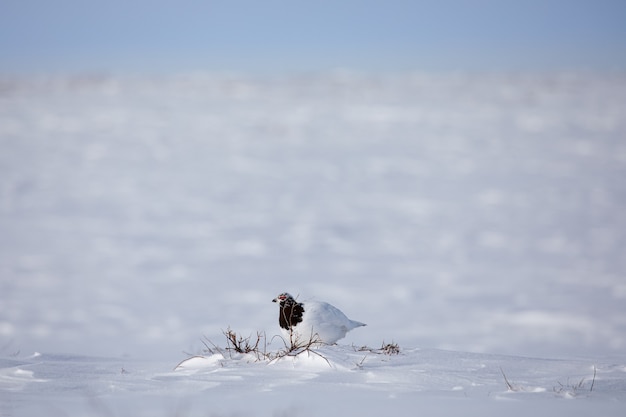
[1, 0, 625, 74]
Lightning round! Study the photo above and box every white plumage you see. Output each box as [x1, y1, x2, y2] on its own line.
[272, 292, 366, 344]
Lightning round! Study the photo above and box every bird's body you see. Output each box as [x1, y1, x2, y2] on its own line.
[272, 292, 366, 344]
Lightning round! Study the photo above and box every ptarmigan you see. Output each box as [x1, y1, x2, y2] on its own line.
[272, 292, 366, 344]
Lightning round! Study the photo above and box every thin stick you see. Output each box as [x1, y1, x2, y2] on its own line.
[500, 367, 515, 391]
[590, 365, 596, 392]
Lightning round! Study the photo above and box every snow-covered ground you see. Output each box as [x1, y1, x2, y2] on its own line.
[1, 72, 626, 415]
[3, 347, 626, 416]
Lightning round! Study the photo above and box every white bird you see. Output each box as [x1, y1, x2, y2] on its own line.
[272, 292, 366, 344]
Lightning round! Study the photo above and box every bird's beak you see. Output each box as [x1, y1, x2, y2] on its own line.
[272, 298, 277, 303]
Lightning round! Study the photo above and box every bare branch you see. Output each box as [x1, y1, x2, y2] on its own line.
[590, 365, 596, 392]
[500, 367, 516, 391]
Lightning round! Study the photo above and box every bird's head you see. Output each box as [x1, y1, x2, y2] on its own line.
[272, 292, 295, 304]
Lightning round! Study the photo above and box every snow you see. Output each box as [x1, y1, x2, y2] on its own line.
[3, 348, 625, 416]
[1, 71, 626, 415]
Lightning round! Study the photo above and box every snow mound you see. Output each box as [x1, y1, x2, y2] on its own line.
[268, 347, 353, 371]
[174, 353, 224, 372]
[173, 346, 359, 372]
[0, 366, 46, 392]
